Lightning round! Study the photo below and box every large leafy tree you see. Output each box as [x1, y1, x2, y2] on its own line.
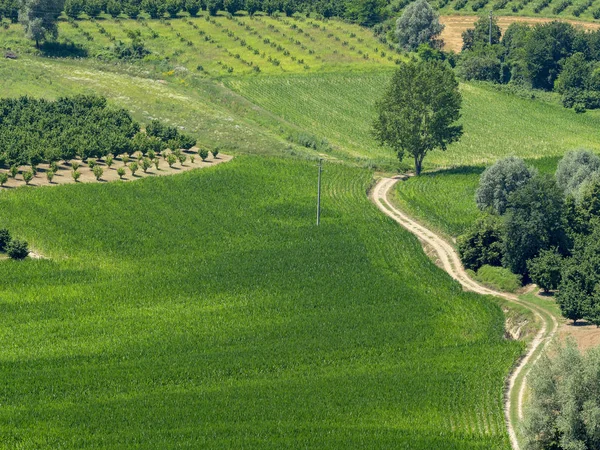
[395, 0, 444, 51]
[373, 59, 463, 176]
[503, 174, 567, 277]
[461, 14, 501, 51]
[19, 0, 65, 48]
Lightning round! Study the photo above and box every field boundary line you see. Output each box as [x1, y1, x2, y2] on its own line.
[370, 176, 558, 450]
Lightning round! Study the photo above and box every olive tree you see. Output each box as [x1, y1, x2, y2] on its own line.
[476, 156, 536, 215]
[373, 59, 462, 176]
[523, 341, 600, 450]
[19, 0, 65, 48]
[556, 149, 600, 197]
[395, 0, 444, 52]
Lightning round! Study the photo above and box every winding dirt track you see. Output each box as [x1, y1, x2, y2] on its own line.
[371, 176, 559, 450]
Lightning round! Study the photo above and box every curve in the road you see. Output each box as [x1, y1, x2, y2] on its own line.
[371, 176, 558, 450]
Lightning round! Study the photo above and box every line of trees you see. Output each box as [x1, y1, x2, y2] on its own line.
[459, 150, 600, 326]
[0, 95, 196, 169]
[0, 0, 395, 26]
[456, 16, 600, 111]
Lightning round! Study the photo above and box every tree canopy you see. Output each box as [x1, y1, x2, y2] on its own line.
[395, 0, 444, 52]
[18, 0, 65, 47]
[373, 59, 462, 176]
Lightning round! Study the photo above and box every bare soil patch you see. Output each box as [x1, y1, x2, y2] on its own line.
[440, 15, 600, 52]
[0, 150, 232, 190]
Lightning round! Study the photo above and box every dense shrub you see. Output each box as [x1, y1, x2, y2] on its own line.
[7, 238, 28, 260]
[458, 214, 504, 271]
[0, 228, 10, 252]
[475, 156, 535, 215]
[503, 174, 567, 277]
[456, 47, 503, 82]
[527, 248, 563, 292]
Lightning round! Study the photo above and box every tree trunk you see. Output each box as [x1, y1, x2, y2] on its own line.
[414, 154, 423, 176]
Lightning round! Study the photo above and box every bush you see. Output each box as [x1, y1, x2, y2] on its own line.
[117, 167, 126, 179]
[72, 170, 81, 182]
[46, 170, 55, 183]
[93, 166, 103, 181]
[527, 248, 563, 292]
[88, 158, 97, 169]
[7, 238, 29, 260]
[129, 162, 139, 176]
[456, 49, 502, 83]
[9, 165, 18, 178]
[0, 228, 11, 252]
[458, 214, 504, 271]
[178, 154, 187, 165]
[167, 154, 177, 167]
[0, 172, 8, 186]
[556, 149, 600, 197]
[211, 148, 219, 159]
[141, 158, 152, 173]
[23, 171, 33, 185]
[199, 149, 209, 161]
[476, 156, 535, 215]
[106, 155, 114, 168]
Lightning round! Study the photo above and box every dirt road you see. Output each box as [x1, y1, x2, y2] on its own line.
[440, 15, 600, 52]
[371, 176, 559, 450]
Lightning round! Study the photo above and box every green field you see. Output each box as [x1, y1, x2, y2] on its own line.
[228, 76, 600, 169]
[0, 157, 521, 448]
[393, 156, 562, 238]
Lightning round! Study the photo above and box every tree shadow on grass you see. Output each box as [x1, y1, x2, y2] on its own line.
[40, 41, 88, 58]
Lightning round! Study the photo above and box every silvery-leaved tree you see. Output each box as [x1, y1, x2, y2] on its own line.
[19, 0, 65, 48]
[395, 0, 444, 52]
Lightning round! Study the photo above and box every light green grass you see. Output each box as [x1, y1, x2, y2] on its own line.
[393, 156, 563, 238]
[0, 157, 521, 448]
[227, 75, 600, 168]
[0, 14, 399, 77]
[469, 265, 523, 293]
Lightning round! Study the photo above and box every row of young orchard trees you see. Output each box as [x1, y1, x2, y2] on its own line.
[0, 0, 392, 26]
[458, 150, 600, 326]
[0, 95, 197, 170]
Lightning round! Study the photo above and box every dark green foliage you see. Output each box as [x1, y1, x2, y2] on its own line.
[476, 156, 535, 215]
[373, 59, 462, 175]
[19, 0, 65, 48]
[184, 0, 202, 15]
[503, 174, 567, 277]
[7, 238, 28, 260]
[461, 15, 501, 51]
[146, 120, 178, 142]
[0, 228, 11, 252]
[458, 214, 504, 271]
[142, 0, 165, 18]
[165, 0, 183, 17]
[527, 248, 563, 292]
[111, 30, 150, 60]
[345, 0, 387, 27]
[85, 0, 103, 18]
[106, 0, 123, 17]
[199, 148, 209, 160]
[63, 0, 84, 17]
[457, 46, 503, 83]
[207, 0, 222, 15]
[223, 0, 243, 14]
[0, 95, 180, 166]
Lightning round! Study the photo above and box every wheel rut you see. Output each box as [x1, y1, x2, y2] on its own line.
[371, 176, 558, 450]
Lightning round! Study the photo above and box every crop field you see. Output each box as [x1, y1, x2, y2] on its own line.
[0, 14, 399, 77]
[0, 156, 522, 448]
[393, 156, 561, 238]
[228, 74, 600, 168]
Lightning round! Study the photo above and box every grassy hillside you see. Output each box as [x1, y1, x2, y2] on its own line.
[393, 156, 561, 238]
[228, 75, 600, 168]
[0, 157, 520, 448]
[0, 14, 399, 77]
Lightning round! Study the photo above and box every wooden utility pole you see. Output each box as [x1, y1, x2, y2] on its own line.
[317, 158, 322, 226]
[489, 10, 493, 45]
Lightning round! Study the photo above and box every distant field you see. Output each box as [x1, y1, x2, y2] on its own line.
[0, 14, 399, 77]
[440, 15, 600, 52]
[0, 157, 520, 448]
[228, 74, 600, 168]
